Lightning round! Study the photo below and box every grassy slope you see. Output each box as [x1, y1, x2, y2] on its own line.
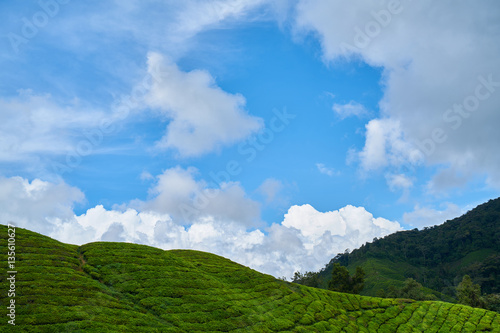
[1, 225, 499, 332]
[336, 258, 454, 302]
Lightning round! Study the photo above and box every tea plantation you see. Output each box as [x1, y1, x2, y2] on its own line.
[1, 225, 499, 332]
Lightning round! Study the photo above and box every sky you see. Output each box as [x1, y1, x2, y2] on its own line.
[1, 0, 499, 278]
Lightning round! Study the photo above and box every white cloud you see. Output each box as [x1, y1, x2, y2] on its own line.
[386, 172, 413, 201]
[282, 204, 401, 247]
[1, 175, 401, 278]
[403, 203, 463, 229]
[425, 168, 471, 195]
[283, 204, 345, 240]
[358, 118, 423, 172]
[257, 178, 283, 203]
[316, 163, 338, 177]
[53, 203, 400, 278]
[332, 101, 369, 119]
[40, 0, 272, 62]
[294, 0, 500, 189]
[0, 90, 106, 163]
[0, 176, 84, 235]
[172, 0, 270, 40]
[386, 173, 413, 192]
[139, 171, 154, 181]
[138, 166, 261, 226]
[145, 52, 263, 156]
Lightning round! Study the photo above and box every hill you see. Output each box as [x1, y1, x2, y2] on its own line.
[1, 224, 500, 332]
[315, 198, 500, 303]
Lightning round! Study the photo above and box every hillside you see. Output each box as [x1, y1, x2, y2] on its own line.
[1, 225, 500, 332]
[316, 198, 500, 302]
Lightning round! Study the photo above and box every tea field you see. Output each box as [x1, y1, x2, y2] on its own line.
[1, 225, 499, 332]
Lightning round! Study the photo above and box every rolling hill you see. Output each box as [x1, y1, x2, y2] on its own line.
[1, 224, 500, 332]
[315, 198, 500, 303]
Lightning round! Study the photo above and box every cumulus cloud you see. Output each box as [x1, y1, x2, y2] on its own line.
[403, 203, 463, 229]
[358, 118, 423, 172]
[0, 176, 84, 235]
[332, 101, 369, 119]
[144, 52, 263, 156]
[294, 0, 500, 189]
[282, 204, 401, 248]
[2, 175, 401, 278]
[52, 203, 400, 278]
[51, 205, 174, 245]
[137, 166, 261, 226]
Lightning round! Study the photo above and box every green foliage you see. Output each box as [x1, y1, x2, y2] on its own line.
[352, 266, 365, 294]
[385, 278, 437, 301]
[1, 224, 499, 332]
[457, 275, 483, 308]
[292, 271, 321, 288]
[328, 264, 365, 294]
[482, 293, 500, 313]
[328, 263, 351, 292]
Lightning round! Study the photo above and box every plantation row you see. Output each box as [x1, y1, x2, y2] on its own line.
[1, 225, 499, 332]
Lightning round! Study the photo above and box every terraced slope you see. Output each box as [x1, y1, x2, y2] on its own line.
[1, 225, 499, 332]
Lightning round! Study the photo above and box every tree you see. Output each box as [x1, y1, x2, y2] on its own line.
[328, 264, 351, 293]
[328, 264, 365, 294]
[351, 266, 365, 294]
[386, 278, 436, 301]
[292, 271, 321, 288]
[457, 275, 483, 308]
[481, 293, 500, 312]
[400, 278, 425, 300]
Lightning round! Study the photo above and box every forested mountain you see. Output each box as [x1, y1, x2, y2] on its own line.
[2, 225, 500, 332]
[314, 198, 500, 303]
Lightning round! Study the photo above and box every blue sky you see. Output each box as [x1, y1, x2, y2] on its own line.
[1, 0, 499, 277]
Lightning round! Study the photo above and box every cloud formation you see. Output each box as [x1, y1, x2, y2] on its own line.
[403, 203, 462, 229]
[358, 118, 423, 172]
[56, 203, 400, 278]
[31, 0, 271, 60]
[145, 52, 263, 156]
[0, 176, 84, 235]
[316, 163, 338, 177]
[257, 178, 283, 203]
[332, 101, 369, 119]
[294, 0, 500, 190]
[172, 0, 270, 40]
[282, 204, 401, 247]
[386, 173, 413, 192]
[138, 166, 261, 226]
[4, 175, 401, 278]
[0, 90, 106, 164]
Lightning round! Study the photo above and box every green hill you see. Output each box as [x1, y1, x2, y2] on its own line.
[315, 198, 500, 303]
[1, 225, 500, 332]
